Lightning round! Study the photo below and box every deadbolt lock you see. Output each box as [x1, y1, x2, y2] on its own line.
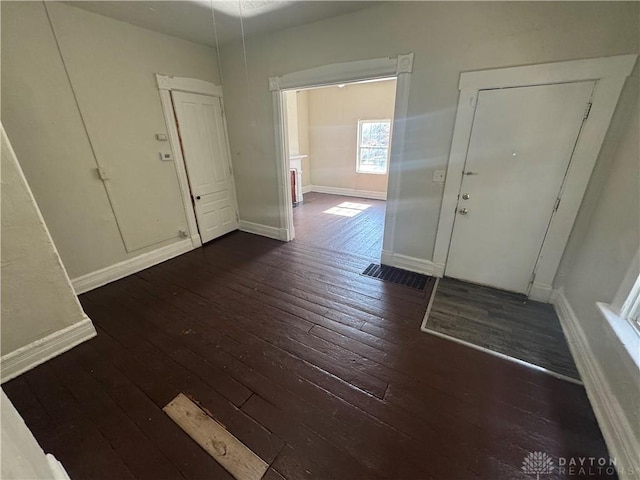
[458, 208, 469, 215]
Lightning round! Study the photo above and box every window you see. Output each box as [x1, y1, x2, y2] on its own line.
[620, 274, 640, 328]
[357, 120, 391, 174]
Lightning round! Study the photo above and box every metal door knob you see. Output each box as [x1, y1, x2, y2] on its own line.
[458, 208, 468, 215]
[462, 193, 470, 200]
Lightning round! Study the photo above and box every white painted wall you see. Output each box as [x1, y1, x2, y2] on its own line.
[1, 125, 93, 359]
[1, 390, 70, 479]
[1, 1, 220, 279]
[555, 72, 639, 447]
[219, 1, 639, 261]
[307, 80, 396, 194]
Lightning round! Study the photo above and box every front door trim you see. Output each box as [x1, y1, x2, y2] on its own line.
[432, 55, 636, 302]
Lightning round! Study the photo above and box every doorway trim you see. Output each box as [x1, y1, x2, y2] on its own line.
[269, 53, 414, 244]
[432, 54, 637, 302]
[156, 74, 231, 249]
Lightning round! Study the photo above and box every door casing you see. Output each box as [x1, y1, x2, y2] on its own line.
[269, 53, 415, 250]
[432, 54, 637, 302]
[156, 74, 239, 249]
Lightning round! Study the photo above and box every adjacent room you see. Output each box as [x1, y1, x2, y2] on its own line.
[1, 2, 638, 479]
[284, 78, 397, 257]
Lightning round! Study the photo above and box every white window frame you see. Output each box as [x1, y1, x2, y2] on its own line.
[356, 119, 391, 175]
[597, 249, 640, 369]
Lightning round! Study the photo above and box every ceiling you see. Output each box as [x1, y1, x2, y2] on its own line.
[66, 1, 379, 47]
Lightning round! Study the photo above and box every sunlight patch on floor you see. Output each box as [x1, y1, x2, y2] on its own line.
[323, 202, 372, 217]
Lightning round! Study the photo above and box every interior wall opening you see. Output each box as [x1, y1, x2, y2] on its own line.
[281, 77, 397, 259]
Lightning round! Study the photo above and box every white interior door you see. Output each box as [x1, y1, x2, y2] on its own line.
[172, 91, 238, 244]
[445, 81, 595, 294]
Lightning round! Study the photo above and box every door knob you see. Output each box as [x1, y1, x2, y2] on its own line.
[458, 208, 468, 215]
[462, 193, 470, 200]
[195, 195, 201, 200]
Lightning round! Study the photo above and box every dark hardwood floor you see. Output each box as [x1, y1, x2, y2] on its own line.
[293, 192, 385, 257]
[4, 195, 613, 480]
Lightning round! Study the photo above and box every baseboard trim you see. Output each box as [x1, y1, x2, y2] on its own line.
[381, 250, 444, 277]
[529, 282, 554, 302]
[71, 238, 195, 294]
[239, 220, 288, 241]
[1, 317, 97, 383]
[305, 185, 387, 201]
[553, 288, 640, 478]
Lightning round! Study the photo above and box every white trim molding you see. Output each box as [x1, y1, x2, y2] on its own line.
[433, 54, 637, 303]
[156, 73, 239, 250]
[269, 53, 414, 249]
[156, 74, 223, 97]
[1, 318, 97, 383]
[239, 220, 289, 241]
[553, 289, 640, 479]
[304, 185, 387, 201]
[72, 238, 194, 294]
[381, 250, 444, 277]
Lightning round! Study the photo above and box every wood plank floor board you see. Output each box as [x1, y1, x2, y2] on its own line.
[4, 193, 613, 480]
[47, 354, 187, 480]
[80, 298, 286, 465]
[70, 340, 236, 480]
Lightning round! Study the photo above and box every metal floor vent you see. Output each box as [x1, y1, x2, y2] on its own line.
[362, 263, 432, 290]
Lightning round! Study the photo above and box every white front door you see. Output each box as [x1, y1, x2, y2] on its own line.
[445, 81, 595, 294]
[172, 91, 238, 244]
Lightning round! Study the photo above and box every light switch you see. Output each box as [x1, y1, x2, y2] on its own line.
[159, 152, 174, 162]
[432, 170, 446, 183]
[156, 133, 169, 141]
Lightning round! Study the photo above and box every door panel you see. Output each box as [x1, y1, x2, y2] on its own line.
[445, 81, 594, 293]
[172, 91, 238, 244]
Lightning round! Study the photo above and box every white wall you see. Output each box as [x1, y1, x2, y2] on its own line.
[1, 1, 220, 279]
[1, 390, 70, 479]
[307, 80, 396, 194]
[1, 125, 94, 361]
[556, 72, 639, 447]
[219, 1, 639, 261]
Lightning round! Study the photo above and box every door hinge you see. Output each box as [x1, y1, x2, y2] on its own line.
[553, 197, 561, 212]
[529, 272, 536, 285]
[583, 102, 592, 121]
[96, 167, 109, 180]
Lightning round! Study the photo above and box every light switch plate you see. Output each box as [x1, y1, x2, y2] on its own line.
[159, 152, 174, 162]
[433, 170, 446, 183]
[156, 133, 169, 141]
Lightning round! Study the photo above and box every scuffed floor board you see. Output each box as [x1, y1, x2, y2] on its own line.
[163, 393, 268, 480]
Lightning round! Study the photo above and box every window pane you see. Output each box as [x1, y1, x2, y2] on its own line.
[359, 147, 388, 173]
[361, 121, 390, 147]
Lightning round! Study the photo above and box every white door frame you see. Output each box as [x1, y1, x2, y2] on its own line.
[269, 53, 415, 246]
[432, 54, 637, 302]
[156, 74, 239, 249]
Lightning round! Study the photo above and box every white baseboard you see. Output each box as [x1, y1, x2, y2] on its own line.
[239, 220, 288, 241]
[1, 318, 97, 383]
[305, 185, 387, 201]
[381, 250, 444, 277]
[553, 288, 640, 479]
[529, 282, 554, 302]
[72, 238, 195, 294]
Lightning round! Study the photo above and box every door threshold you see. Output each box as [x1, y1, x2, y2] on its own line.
[421, 328, 583, 386]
